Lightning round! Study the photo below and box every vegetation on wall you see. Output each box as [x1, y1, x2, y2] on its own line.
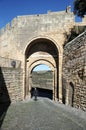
[73, 0, 86, 17]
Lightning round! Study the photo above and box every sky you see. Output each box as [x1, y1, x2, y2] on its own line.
[0, 0, 75, 29]
[33, 64, 51, 71]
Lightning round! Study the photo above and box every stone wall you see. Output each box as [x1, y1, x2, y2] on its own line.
[0, 56, 21, 68]
[0, 10, 74, 61]
[63, 31, 86, 111]
[0, 9, 86, 109]
[32, 71, 53, 90]
[0, 67, 23, 103]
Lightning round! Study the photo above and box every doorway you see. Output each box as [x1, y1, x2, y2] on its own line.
[36, 88, 52, 99]
[68, 82, 74, 106]
[24, 37, 61, 101]
[31, 64, 53, 100]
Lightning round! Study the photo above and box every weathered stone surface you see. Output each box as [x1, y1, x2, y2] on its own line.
[1, 98, 86, 130]
[63, 31, 86, 111]
[0, 67, 23, 102]
[0, 11, 74, 60]
[0, 9, 86, 111]
[0, 56, 21, 68]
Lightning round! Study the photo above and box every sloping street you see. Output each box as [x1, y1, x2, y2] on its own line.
[1, 98, 86, 130]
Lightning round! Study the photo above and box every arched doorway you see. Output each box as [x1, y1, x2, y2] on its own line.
[68, 82, 74, 106]
[31, 64, 53, 99]
[24, 37, 62, 102]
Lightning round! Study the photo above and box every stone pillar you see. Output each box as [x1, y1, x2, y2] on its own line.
[28, 71, 32, 99]
[54, 67, 58, 101]
[58, 54, 63, 103]
[52, 68, 57, 101]
[26, 65, 29, 96]
[23, 56, 26, 99]
[52, 70, 55, 100]
[65, 88, 69, 105]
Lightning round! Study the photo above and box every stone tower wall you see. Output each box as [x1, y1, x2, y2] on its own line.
[0, 11, 74, 63]
[63, 31, 86, 111]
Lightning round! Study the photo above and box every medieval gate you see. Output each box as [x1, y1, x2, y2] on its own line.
[24, 37, 63, 101]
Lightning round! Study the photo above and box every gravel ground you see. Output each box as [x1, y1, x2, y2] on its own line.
[0, 98, 86, 130]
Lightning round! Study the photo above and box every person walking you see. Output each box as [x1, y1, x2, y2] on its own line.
[33, 87, 38, 101]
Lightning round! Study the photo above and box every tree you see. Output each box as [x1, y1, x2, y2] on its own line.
[73, 0, 86, 17]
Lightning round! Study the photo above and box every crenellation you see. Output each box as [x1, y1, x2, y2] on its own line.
[66, 6, 71, 13]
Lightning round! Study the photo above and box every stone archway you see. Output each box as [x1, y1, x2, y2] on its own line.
[24, 37, 63, 102]
[29, 60, 56, 100]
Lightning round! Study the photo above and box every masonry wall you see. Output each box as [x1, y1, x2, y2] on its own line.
[63, 31, 86, 111]
[0, 11, 74, 62]
[0, 56, 21, 68]
[0, 10, 86, 109]
[0, 67, 23, 103]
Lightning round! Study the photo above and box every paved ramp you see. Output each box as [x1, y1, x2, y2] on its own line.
[1, 98, 86, 130]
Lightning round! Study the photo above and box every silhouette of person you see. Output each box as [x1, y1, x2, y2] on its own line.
[33, 87, 38, 101]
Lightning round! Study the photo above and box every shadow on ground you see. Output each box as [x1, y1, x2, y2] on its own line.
[30, 87, 53, 100]
[0, 67, 11, 128]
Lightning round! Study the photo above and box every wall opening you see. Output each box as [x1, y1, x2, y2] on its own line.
[25, 38, 60, 101]
[68, 82, 74, 107]
[31, 64, 53, 99]
[31, 87, 53, 100]
[62, 78, 67, 104]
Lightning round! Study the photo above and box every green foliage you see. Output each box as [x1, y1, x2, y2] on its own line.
[74, 0, 86, 17]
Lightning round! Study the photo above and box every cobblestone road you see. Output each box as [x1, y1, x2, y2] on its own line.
[1, 98, 86, 130]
